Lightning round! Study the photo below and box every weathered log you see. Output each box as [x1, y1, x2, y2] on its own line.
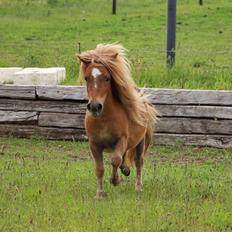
[0, 124, 86, 140]
[0, 99, 86, 114]
[1, 99, 231, 119]
[155, 105, 232, 119]
[35, 112, 232, 134]
[1, 84, 231, 105]
[39, 112, 85, 128]
[154, 133, 232, 148]
[35, 86, 232, 105]
[0, 110, 38, 124]
[143, 88, 232, 105]
[0, 85, 36, 99]
[36, 86, 87, 100]
[0, 124, 231, 148]
[156, 117, 232, 135]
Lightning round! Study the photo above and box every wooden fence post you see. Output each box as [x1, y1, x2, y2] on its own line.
[112, 0, 117, 15]
[166, 0, 176, 67]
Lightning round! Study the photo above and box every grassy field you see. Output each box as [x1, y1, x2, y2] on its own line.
[1, 2, 232, 231]
[0, 137, 232, 231]
[0, 0, 232, 89]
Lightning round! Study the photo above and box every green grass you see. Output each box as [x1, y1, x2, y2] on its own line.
[0, 137, 232, 231]
[0, 0, 232, 89]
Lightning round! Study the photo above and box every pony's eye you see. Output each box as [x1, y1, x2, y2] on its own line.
[106, 76, 111, 82]
[84, 76, 88, 81]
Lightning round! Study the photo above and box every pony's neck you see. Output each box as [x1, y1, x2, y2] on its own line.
[103, 87, 120, 115]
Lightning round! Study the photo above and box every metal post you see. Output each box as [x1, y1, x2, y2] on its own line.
[166, 0, 176, 67]
[112, 0, 117, 15]
[78, 42, 81, 54]
[199, 0, 203, 5]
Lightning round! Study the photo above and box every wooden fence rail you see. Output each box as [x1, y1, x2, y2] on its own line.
[0, 85, 232, 148]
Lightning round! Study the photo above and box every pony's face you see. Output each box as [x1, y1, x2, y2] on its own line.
[84, 64, 111, 117]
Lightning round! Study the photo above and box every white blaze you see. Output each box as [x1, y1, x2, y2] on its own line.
[92, 68, 102, 88]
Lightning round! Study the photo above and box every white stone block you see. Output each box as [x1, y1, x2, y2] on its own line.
[37, 69, 60, 85]
[13, 69, 35, 85]
[49, 67, 66, 82]
[0, 67, 66, 85]
[13, 67, 66, 85]
[0, 68, 23, 84]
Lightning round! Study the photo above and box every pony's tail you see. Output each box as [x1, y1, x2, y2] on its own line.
[124, 148, 136, 168]
[124, 101, 158, 168]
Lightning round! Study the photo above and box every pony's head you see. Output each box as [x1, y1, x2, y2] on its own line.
[80, 62, 112, 117]
[77, 44, 119, 117]
[78, 43, 153, 125]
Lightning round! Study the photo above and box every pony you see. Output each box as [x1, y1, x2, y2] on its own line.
[77, 44, 157, 198]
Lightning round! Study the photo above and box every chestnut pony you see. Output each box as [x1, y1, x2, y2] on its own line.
[78, 44, 157, 198]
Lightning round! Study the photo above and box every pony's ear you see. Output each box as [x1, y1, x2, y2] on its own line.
[76, 54, 85, 63]
[76, 54, 91, 67]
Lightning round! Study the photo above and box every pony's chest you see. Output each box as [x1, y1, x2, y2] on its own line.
[95, 126, 116, 142]
[87, 125, 119, 149]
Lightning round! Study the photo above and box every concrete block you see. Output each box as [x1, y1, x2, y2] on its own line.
[36, 69, 60, 85]
[49, 67, 66, 82]
[3, 67, 66, 85]
[0, 68, 23, 84]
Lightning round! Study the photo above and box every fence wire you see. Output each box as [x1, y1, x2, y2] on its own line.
[1, 42, 232, 68]
[1, 42, 232, 55]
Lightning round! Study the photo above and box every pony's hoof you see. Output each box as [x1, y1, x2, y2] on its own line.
[110, 176, 121, 186]
[95, 191, 107, 199]
[120, 166, 130, 176]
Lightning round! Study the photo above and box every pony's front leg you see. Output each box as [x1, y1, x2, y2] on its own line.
[90, 143, 106, 199]
[110, 137, 127, 186]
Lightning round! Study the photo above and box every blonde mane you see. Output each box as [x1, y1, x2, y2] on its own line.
[78, 43, 157, 128]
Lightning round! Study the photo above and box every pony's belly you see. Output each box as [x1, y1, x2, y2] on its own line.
[88, 129, 119, 151]
[100, 135, 118, 150]
[104, 148, 114, 153]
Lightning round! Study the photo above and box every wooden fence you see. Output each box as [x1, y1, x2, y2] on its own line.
[0, 85, 232, 148]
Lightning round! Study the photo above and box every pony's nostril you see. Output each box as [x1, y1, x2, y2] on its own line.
[87, 103, 91, 111]
[97, 104, 103, 111]
[87, 102, 103, 115]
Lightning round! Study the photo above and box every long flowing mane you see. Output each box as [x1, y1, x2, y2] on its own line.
[78, 43, 157, 129]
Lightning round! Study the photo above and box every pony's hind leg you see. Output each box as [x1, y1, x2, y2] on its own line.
[110, 137, 127, 186]
[134, 139, 145, 192]
[90, 143, 106, 199]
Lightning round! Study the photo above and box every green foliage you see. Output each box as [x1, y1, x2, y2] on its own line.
[0, 138, 232, 231]
[0, 0, 232, 89]
[47, 0, 58, 7]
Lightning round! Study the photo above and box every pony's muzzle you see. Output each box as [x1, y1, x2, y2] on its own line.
[87, 101, 103, 116]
